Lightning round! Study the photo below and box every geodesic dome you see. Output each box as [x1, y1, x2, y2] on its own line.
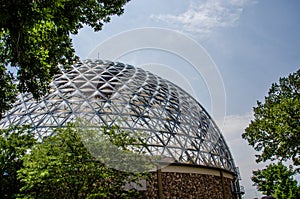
[0, 60, 235, 172]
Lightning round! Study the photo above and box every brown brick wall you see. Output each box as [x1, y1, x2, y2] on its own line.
[140, 171, 234, 199]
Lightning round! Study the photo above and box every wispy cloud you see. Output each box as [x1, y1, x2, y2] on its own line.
[152, 0, 255, 35]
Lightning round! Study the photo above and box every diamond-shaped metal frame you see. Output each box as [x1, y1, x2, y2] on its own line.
[0, 60, 235, 172]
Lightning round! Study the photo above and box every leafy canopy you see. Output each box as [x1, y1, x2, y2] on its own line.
[17, 122, 147, 199]
[0, 0, 129, 117]
[252, 162, 299, 199]
[242, 69, 300, 168]
[0, 125, 37, 199]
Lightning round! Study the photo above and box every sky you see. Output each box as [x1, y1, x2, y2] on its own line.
[72, 0, 300, 198]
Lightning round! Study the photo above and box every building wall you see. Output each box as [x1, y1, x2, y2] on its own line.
[139, 165, 236, 199]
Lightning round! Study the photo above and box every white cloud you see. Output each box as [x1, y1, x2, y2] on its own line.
[220, 112, 253, 140]
[152, 0, 255, 35]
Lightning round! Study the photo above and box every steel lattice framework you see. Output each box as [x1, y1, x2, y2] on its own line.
[0, 60, 236, 172]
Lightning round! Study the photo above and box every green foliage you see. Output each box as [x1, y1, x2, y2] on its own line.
[243, 69, 300, 197]
[242, 69, 300, 168]
[17, 122, 147, 199]
[78, 123, 155, 173]
[0, 125, 37, 199]
[0, 0, 129, 117]
[252, 163, 299, 199]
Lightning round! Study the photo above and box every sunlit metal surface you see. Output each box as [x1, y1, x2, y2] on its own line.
[0, 60, 235, 172]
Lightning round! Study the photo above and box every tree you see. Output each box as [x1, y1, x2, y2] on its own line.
[0, 126, 37, 198]
[252, 162, 299, 199]
[242, 69, 300, 169]
[17, 122, 148, 199]
[0, 0, 129, 117]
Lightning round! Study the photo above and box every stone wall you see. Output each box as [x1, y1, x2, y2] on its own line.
[139, 169, 235, 199]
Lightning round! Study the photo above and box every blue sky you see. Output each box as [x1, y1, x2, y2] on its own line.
[72, 0, 300, 198]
